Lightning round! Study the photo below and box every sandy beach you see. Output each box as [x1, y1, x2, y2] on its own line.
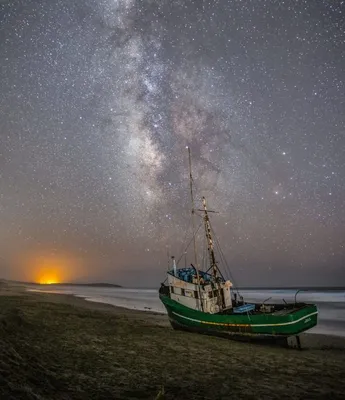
[1, 281, 345, 399]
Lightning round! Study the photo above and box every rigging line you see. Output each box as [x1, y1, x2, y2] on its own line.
[219, 245, 241, 298]
[201, 227, 207, 271]
[203, 230, 206, 271]
[188, 147, 205, 312]
[198, 222, 207, 270]
[210, 223, 241, 297]
[190, 175, 202, 208]
[204, 227, 209, 271]
[176, 221, 204, 266]
[216, 245, 240, 298]
[160, 203, 196, 255]
[176, 213, 193, 265]
[212, 229, 234, 281]
[218, 242, 241, 297]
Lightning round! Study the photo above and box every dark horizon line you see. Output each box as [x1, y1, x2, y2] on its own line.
[2, 280, 122, 288]
[2, 279, 345, 291]
[137, 285, 345, 291]
[234, 286, 345, 291]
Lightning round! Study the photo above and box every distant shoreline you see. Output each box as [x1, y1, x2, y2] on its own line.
[131, 286, 345, 292]
[4, 280, 122, 288]
[234, 286, 345, 291]
[2, 280, 345, 291]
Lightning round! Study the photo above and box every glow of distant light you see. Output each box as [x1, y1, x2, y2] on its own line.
[20, 252, 82, 285]
[38, 278, 59, 285]
[37, 270, 60, 285]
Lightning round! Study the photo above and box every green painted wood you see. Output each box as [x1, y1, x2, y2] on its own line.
[160, 294, 318, 337]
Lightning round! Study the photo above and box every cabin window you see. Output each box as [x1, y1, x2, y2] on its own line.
[170, 286, 174, 294]
[181, 289, 185, 296]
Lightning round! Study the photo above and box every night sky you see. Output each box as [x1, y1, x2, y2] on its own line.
[0, 0, 344, 287]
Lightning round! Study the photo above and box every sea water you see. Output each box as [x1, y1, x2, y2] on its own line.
[27, 285, 345, 337]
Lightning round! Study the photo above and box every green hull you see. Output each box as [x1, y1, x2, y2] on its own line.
[160, 294, 318, 339]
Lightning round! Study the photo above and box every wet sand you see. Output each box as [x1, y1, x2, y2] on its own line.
[1, 281, 345, 399]
[6, 281, 345, 350]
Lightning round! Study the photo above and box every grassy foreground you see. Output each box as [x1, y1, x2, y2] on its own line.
[0, 290, 345, 399]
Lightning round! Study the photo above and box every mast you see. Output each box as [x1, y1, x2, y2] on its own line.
[188, 147, 203, 311]
[202, 196, 224, 309]
[202, 196, 217, 279]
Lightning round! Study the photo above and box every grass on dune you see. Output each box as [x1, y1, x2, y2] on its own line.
[0, 293, 345, 399]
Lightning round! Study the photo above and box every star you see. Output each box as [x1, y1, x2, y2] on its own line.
[0, 0, 344, 287]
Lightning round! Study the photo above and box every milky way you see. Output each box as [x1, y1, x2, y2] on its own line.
[0, 0, 344, 286]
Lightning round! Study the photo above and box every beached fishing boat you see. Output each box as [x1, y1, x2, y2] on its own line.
[159, 149, 318, 343]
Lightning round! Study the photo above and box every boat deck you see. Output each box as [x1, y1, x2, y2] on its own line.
[271, 308, 301, 316]
[220, 303, 310, 316]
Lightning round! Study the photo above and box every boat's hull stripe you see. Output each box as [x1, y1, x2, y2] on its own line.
[171, 311, 318, 328]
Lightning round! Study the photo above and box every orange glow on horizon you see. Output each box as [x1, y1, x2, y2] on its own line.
[36, 266, 61, 285]
[20, 252, 83, 285]
[38, 277, 60, 285]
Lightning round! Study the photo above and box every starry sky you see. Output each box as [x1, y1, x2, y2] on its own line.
[0, 0, 344, 287]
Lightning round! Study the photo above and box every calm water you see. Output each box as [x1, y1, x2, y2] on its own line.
[27, 285, 345, 337]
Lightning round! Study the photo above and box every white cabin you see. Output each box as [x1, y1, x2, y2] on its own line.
[167, 266, 233, 314]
